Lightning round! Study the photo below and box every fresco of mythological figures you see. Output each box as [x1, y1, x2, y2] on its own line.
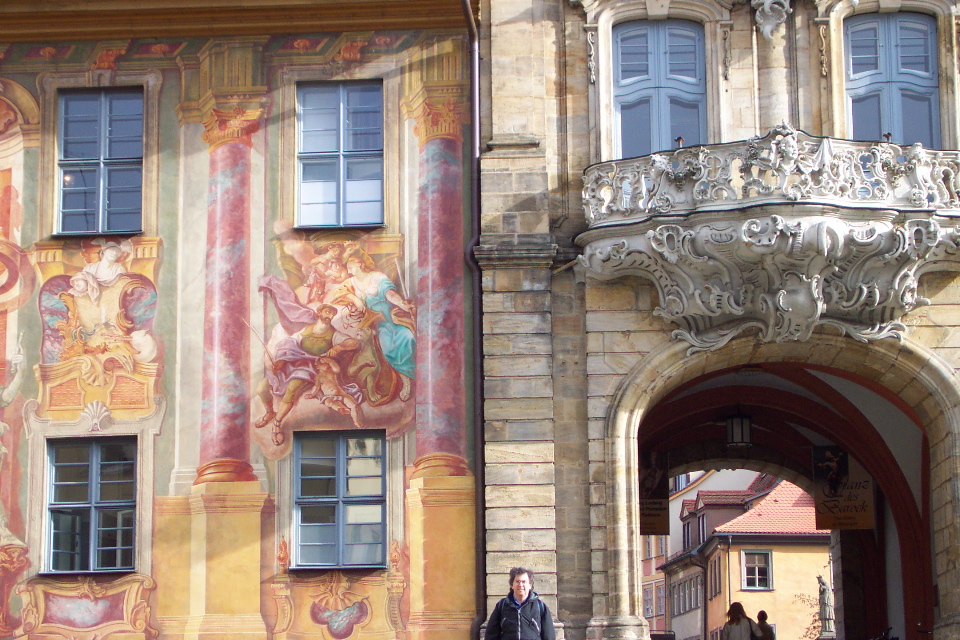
[254, 223, 416, 455]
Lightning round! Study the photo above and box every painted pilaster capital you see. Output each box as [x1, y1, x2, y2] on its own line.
[402, 87, 469, 146]
[200, 101, 265, 150]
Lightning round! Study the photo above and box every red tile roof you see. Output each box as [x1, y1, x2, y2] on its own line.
[747, 473, 779, 494]
[696, 490, 752, 507]
[714, 481, 829, 535]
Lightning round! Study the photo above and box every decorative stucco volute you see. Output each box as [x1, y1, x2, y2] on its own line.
[578, 125, 960, 353]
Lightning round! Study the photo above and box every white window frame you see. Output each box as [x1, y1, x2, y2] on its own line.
[657, 582, 665, 615]
[295, 81, 384, 228]
[56, 89, 144, 235]
[292, 431, 387, 569]
[741, 549, 773, 590]
[682, 520, 691, 549]
[844, 11, 940, 147]
[25, 402, 162, 578]
[646, 535, 653, 558]
[46, 437, 137, 573]
[698, 514, 707, 544]
[279, 65, 399, 232]
[38, 69, 161, 237]
[644, 586, 654, 617]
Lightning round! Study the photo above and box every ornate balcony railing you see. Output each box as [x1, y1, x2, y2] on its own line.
[577, 125, 960, 353]
[582, 124, 960, 229]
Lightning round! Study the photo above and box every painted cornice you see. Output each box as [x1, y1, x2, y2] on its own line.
[0, 0, 476, 40]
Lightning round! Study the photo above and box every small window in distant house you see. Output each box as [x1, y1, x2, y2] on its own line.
[657, 583, 665, 615]
[47, 438, 137, 572]
[613, 20, 706, 158]
[297, 83, 384, 227]
[845, 12, 940, 147]
[682, 521, 691, 549]
[58, 90, 144, 234]
[742, 550, 772, 590]
[698, 514, 707, 543]
[294, 432, 386, 568]
[659, 535, 667, 556]
[646, 535, 653, 558]
[644, 586, 654, 617]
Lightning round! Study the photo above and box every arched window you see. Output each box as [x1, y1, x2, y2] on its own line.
[613, 19, 706, 158]
[845, 12, 940, 147]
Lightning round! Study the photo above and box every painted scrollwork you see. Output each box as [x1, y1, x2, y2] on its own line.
[582, 124, 960, 228]
[579, 214, 960, 353]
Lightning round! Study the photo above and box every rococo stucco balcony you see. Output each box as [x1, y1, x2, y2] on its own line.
[577, 124, 960, 352]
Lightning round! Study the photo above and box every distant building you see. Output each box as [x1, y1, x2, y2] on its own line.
[660, 475, 830, 640]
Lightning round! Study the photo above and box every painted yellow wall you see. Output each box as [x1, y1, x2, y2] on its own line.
[708, 543, 830, 640]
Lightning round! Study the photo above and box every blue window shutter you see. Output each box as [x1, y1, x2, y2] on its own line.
[845, 12, 939, 147]
[613, 19, 706, 158]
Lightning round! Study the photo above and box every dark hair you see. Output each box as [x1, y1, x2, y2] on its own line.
[509, 567, 534, 587]
[726, 601, 747, 623]
[758, 611, 768, 623]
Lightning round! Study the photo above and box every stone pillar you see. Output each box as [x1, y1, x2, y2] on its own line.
[474, 246, 561, 638]
[755, 8, 792, 131]
[401, 40, 476, 640]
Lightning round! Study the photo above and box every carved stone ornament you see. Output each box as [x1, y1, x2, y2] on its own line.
[753, 0, 791, 39]
[578, 125, 960, 353]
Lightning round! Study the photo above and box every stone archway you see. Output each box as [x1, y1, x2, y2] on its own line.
[596, 333, 960, 640]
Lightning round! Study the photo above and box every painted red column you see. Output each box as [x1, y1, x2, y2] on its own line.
[195, 106, 262, 484]
[411, 98, 470, 477]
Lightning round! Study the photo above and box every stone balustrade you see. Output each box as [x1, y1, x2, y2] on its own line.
[577, 125, 960, 353]
[582, 124, 960, 230]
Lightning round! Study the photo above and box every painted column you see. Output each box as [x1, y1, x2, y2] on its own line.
[412, 98, 469, 474]
[173, 39, 270, 640]
[402, 39, 476, 640]
[196, 105, 261, 485]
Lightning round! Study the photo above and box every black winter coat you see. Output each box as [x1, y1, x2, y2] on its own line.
[484, 592, 556, 640]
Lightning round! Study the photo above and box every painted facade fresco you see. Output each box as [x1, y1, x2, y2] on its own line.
[255, 226, 416, 456]
[34, 239, 161, 421]
[0, 20, 473, 640]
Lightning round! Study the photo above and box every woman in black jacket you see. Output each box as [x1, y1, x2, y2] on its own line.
[484, 567, 556, 640]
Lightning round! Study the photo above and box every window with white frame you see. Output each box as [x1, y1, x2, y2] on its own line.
[297, 82, 384, 227]
[646, 535, 653, 558]
[709, 555, 722, 597]
[57, 89, 143, 234]
[644, 586, 654, 617]
[657, 583, 665, 615]
[698, 514, 707, 544]
[659, 535, 668, 556]
[845, 12, 940, 148]
[613, 19, 706, 158]
[742, 550, 772, 590]
[682, 520, 691, 549]
[47, 438, 136, 572]
[294, 431, 386, 568]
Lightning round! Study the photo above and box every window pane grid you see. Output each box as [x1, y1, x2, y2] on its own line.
[48, 439, 136, 573]
[297, 83, 383, 227]
[58, 90, 143, 234]
[295, 432, 386, 568]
